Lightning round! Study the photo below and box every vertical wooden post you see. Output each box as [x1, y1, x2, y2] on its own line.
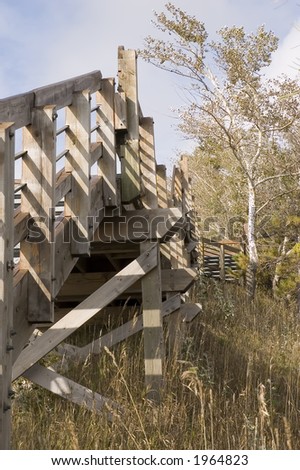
[180, 155, 191, 215]
[156, 165, 171, 269]
[96, 78, 117, 207]
[139, 120, 163, 402]
[219, 243, 225, 282]
[20, 106, 56, 323]
[0, 123, 15, 449]
[118, 47, 141, 203]
[141, 242, 163, 403]
[140, 117, 158, 209]
[65, 90, 91, 255]
[156, 165, 168, 209]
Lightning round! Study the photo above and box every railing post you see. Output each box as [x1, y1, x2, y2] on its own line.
[140, 117, 158, 209]
[219, 243, 225, 282]
[118, 47, 141, 203]
[65, 90, 91, 255]
[97, 78, 117, 207]
[20, 106, 56, 323]
[0, 123, 15, 449]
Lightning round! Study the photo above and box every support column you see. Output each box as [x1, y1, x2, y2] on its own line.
[20, 106, 56, 323]
[97, 78, 117, 207]
[65, 90, 91, 255]
[0, 123, 15, 449]
[118, 47, 141, 203]
[141, 242, 164, 403]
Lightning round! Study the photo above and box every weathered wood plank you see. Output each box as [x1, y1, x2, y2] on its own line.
[57, 268, 197, 300]
[12, 270, 35, 364]
[23, 364, 119, 420]
[181, 303, 202, 323]
[140, 117, 158, 209]
[20, 106, 56, 323]
[0, 72, 102, 129]
[0, 123, 15, 449]
[13, 209, 30, 246]
[118, 47, 141, 203]
[97, 78, 117, 206]
[156, 165, 168, 209]
[53, 218, 77, 297]
[57, 294, 181, 359]
[12, 244, 158, 381]
[142, 257, 164, 400]
[90, 142, 103, 166]
[114, 91, 127, 131]
[92, 207, 184, 243]
[141, 242, 163, 403]
[0, 93, 34, 129]
[55, 171, 72, 206]
[89, 175, 104, 235]
[65, 90, 91, 255]
[54, 178, 104, 298]
[34, 71, 102, 109]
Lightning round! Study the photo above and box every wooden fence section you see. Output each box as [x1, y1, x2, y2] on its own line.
[201, 238, 243, 281]
[0, 48, 200, 448]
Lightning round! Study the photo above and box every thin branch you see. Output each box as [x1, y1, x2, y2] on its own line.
[257, 188, 300, 215]
[255, 172, 300, 188]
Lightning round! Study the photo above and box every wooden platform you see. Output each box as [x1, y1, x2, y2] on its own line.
[0, 47, 200, 448]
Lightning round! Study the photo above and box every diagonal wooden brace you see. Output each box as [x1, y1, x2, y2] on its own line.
[12, 243, 158, 381]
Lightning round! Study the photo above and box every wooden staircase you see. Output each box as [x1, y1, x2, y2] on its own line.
[0, 47, 200, 448]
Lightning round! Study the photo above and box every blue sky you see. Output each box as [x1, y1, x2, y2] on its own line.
[1, 0, 300, 170]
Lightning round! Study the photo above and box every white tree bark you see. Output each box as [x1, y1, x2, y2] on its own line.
[247, 181, 258, 300]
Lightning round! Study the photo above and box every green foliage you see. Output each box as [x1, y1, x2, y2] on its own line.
[213, 25, 278, 85]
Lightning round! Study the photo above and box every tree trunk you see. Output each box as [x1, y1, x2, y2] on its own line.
[272, 235, 289, 299]
[247, 181, 258, 301]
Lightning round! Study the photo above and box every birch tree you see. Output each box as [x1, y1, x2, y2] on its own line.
[140, 2, 300, 299]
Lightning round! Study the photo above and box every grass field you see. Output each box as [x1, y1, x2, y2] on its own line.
[12, 280, 300, 449]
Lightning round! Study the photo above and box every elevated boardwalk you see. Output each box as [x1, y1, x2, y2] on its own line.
[0, 47, 200, 448]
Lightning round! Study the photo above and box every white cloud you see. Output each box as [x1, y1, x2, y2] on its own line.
[2, 0, 300, 168]
[265, 20, 300, 79]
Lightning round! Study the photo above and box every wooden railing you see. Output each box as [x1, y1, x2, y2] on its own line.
[200, 238, 243, 281]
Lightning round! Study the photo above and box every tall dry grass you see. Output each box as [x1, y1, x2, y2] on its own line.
[12, 281, 300, 449]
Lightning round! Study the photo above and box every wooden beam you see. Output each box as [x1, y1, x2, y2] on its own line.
[181, 303, 202, 323]
[20, 106, 56, 323]
[56, 294, 181, 359]
[156, 165, 168, 209]
[12, 270, 35, 364]
[0, 93, 34, 129]
[53, 218, 77, 297]
[12, 244, 158, 381]
[140, 117, 158, 209]
[34, 71, 102, 109]
[23, 364, 119, 420]
[0, 123, 15, 449]
[171, 166, 182, 208]
[167, 302, 202, 356]
[90, 142, 103, 166]
[118, 47, 141, 203]
[65, 90, 91, 256]
[97, 78, 117, 206]
[57, 268, 197, 300]
[114, 91, 127, 131]
[92, 207, 184, 243]
[55, 171, 72, 206]
[13, 209, 30, 246]
[0, 72, 102, 130]
[141, 241, 163, 403]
